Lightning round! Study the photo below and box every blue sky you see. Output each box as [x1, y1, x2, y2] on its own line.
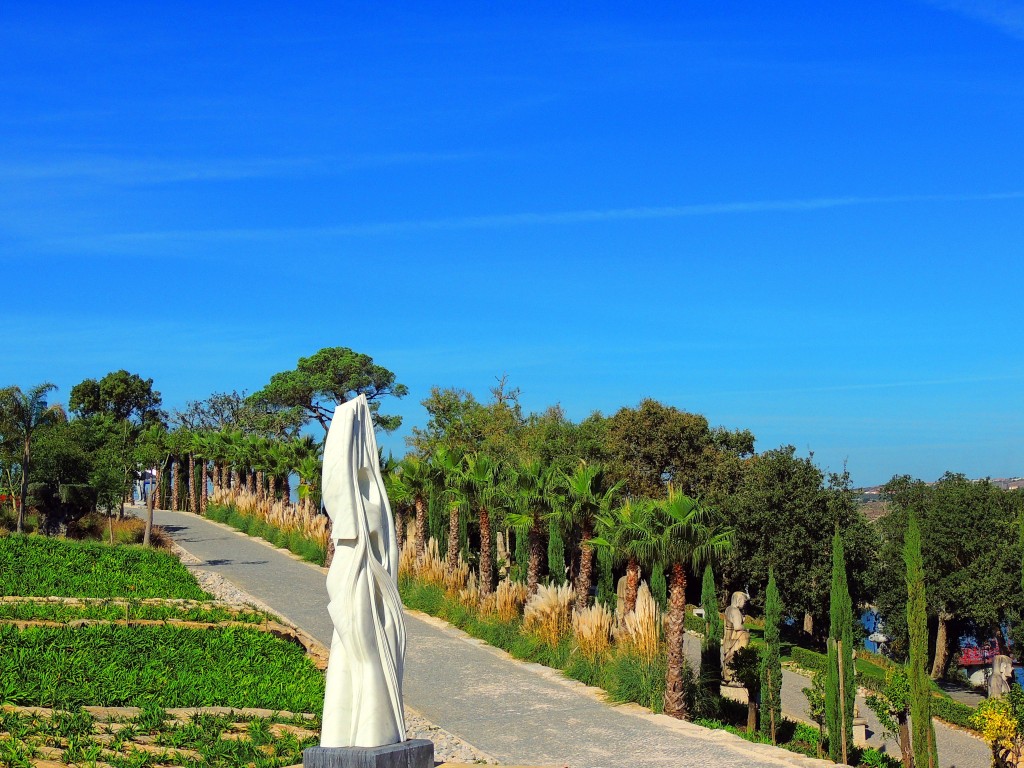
[2, 1, 1022, 486]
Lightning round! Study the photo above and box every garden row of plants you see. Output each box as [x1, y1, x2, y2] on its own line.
[0, 533, 326, 765]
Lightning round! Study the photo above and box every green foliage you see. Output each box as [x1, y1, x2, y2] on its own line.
[0, 536, 208, 598]
[69, 370, 164, 426]
[719, 447, 876, 635]
[0, 624, 324, 711]
[700, 563, 723, 700]
[865, 667, 911, 740]
[650, 561, 667, 609]
[761, 568, 783, 742]
[825, 529, 855, 762]
[905, 510, 938, 768]
[547, 517, 566, 584]
[249, 346, 407, 433]
[0, 600, 270, 624]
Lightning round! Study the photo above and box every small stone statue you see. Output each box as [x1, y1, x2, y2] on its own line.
[990, 654, 1013, 699]
[722, 591, 750, 685]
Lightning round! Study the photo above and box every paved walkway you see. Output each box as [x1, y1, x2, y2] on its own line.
[152, 509, 986, 768]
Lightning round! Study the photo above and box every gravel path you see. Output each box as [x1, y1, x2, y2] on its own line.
[152, 508, 987, 768]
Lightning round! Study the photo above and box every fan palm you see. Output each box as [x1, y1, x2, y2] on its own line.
[0, 383, 65, 533]
[463, 453, 503, 594]
[657, 488, 733, 719]
[559, 462, 622, 611]
[506, 460, 561, 594]
[395, 455, 433, 560]
[431, 446, 469, 570]
[592, 498, 661, 614]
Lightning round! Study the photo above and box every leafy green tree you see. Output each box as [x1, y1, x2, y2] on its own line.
[136, 424, 169, 545]
[876, 473, 1023, 677]
[905, 510, 938, 768]
[69, 370, 164, 426]
[865, 667, 912, 768]
[721, 446, 875, 639]
[506, 460, 561, 593]
[547, 518, 566, 586]
[0, 383, 66, 533]
[825, 529, 855, 764]
[699, 563, 724, 701]
[761, 568, 783, 743]
[250, 347, 407, 433]
[802, 671, 826, 758]
[657, 489, 733, 719]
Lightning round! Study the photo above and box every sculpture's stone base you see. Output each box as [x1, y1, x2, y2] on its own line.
[720, 683, 749, 704]
[303, 739, 434, 768]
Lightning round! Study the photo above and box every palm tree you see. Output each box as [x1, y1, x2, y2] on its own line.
[592, 498, 661, 614]
[431, 446, 468, 570]
[380, 452, 407, 550]
[289, 434, 321, 509]
[657, 488, 733, 719]
[0, 384, 65, 534]
[560, 462, 622, 611]
[507, 460, 561, 594]
[396, 455, 433, 560]
[463, 453, 502, 594]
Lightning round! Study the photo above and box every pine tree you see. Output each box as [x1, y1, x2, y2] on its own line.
[700, 563, 723, 697]
[825, 528, 855, 763]
[905, 510, 938, 768]
[761, 567, 783, 743]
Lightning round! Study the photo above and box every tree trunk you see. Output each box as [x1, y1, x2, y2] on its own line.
[247, 470, 256, 496]
[479, 505, 493, 595]
[527, 512, 543, 595]
[664, 562, 688, 719]
[447, 503, 460, 570]
[573, 517, 595, 611]
[268, 474, 277, 504]
[282, 474, 291, 505]
[931, 610, 953, 680]
[144, 468, 158, 546]
[898, 711, 912, 768]
[200, 461, 208, 513]
[803, 611, 814, 636]
[395, 505, 405, 550]
[414, 495, 427, 560]
[170, 458, 179, 512]
[16, 439, 30, 533]
[256, 471, 265, 502]
[188, 453, 197, 513]
[624, 557, 641, 614]
[211, 463, 220, 495]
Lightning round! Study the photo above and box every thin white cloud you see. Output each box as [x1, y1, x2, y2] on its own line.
[65, 189, 1024, 248]
[0, 150, 484, 186]
[928, 0, 1024, 40]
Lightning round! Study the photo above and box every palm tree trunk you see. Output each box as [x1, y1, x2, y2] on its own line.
[247, 469, 256, 495]
[256, 471, 265, 502]
[282, 474, 291, 505]
[144, 468, 160, 546]
[574, 518, 595, 611]
[624, 557, 641, 614]
[188, 453, 197, 513]
[446, 503, 460, 570]
[16, 439, 29, 534]
[414, 495, 427, 560]
[395, 505, 406, 550]
[268, 474, 277, 503]
[211, 463, 220, 495]
[931, 610, 953, 680]
[527, 511, 543, 595]
[200, 461, 209, 513]
[664, 562, 689, 719]
[171, 458, 179, 512]
[479, 505, 493, 595]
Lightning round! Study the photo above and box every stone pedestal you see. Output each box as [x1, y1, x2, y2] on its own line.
[720, 683, 749, 704]
[303, 739, 434, 768]
[852, 716, 868, 747]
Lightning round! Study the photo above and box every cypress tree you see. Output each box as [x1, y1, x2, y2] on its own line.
[825, 528, 855, 763]
[651, 562, 667, 609]
[905, 510, 938, 768]
[700, 563, 723, 696]
[548, 518, 566, 585]
[761, 568, 783, 743]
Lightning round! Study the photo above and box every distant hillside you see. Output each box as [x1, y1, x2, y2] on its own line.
[854, 476, 1023, 520]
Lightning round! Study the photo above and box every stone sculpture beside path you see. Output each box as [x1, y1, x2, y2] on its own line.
[722, 591, 750, 686]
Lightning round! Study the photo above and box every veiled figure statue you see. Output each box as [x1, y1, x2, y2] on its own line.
[990, 654, 1013, 700]
[722, 591, 750, 686]
[320, 395, 406, 749]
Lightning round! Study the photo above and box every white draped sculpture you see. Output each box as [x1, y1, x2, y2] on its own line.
[320, 395, 406, 749]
